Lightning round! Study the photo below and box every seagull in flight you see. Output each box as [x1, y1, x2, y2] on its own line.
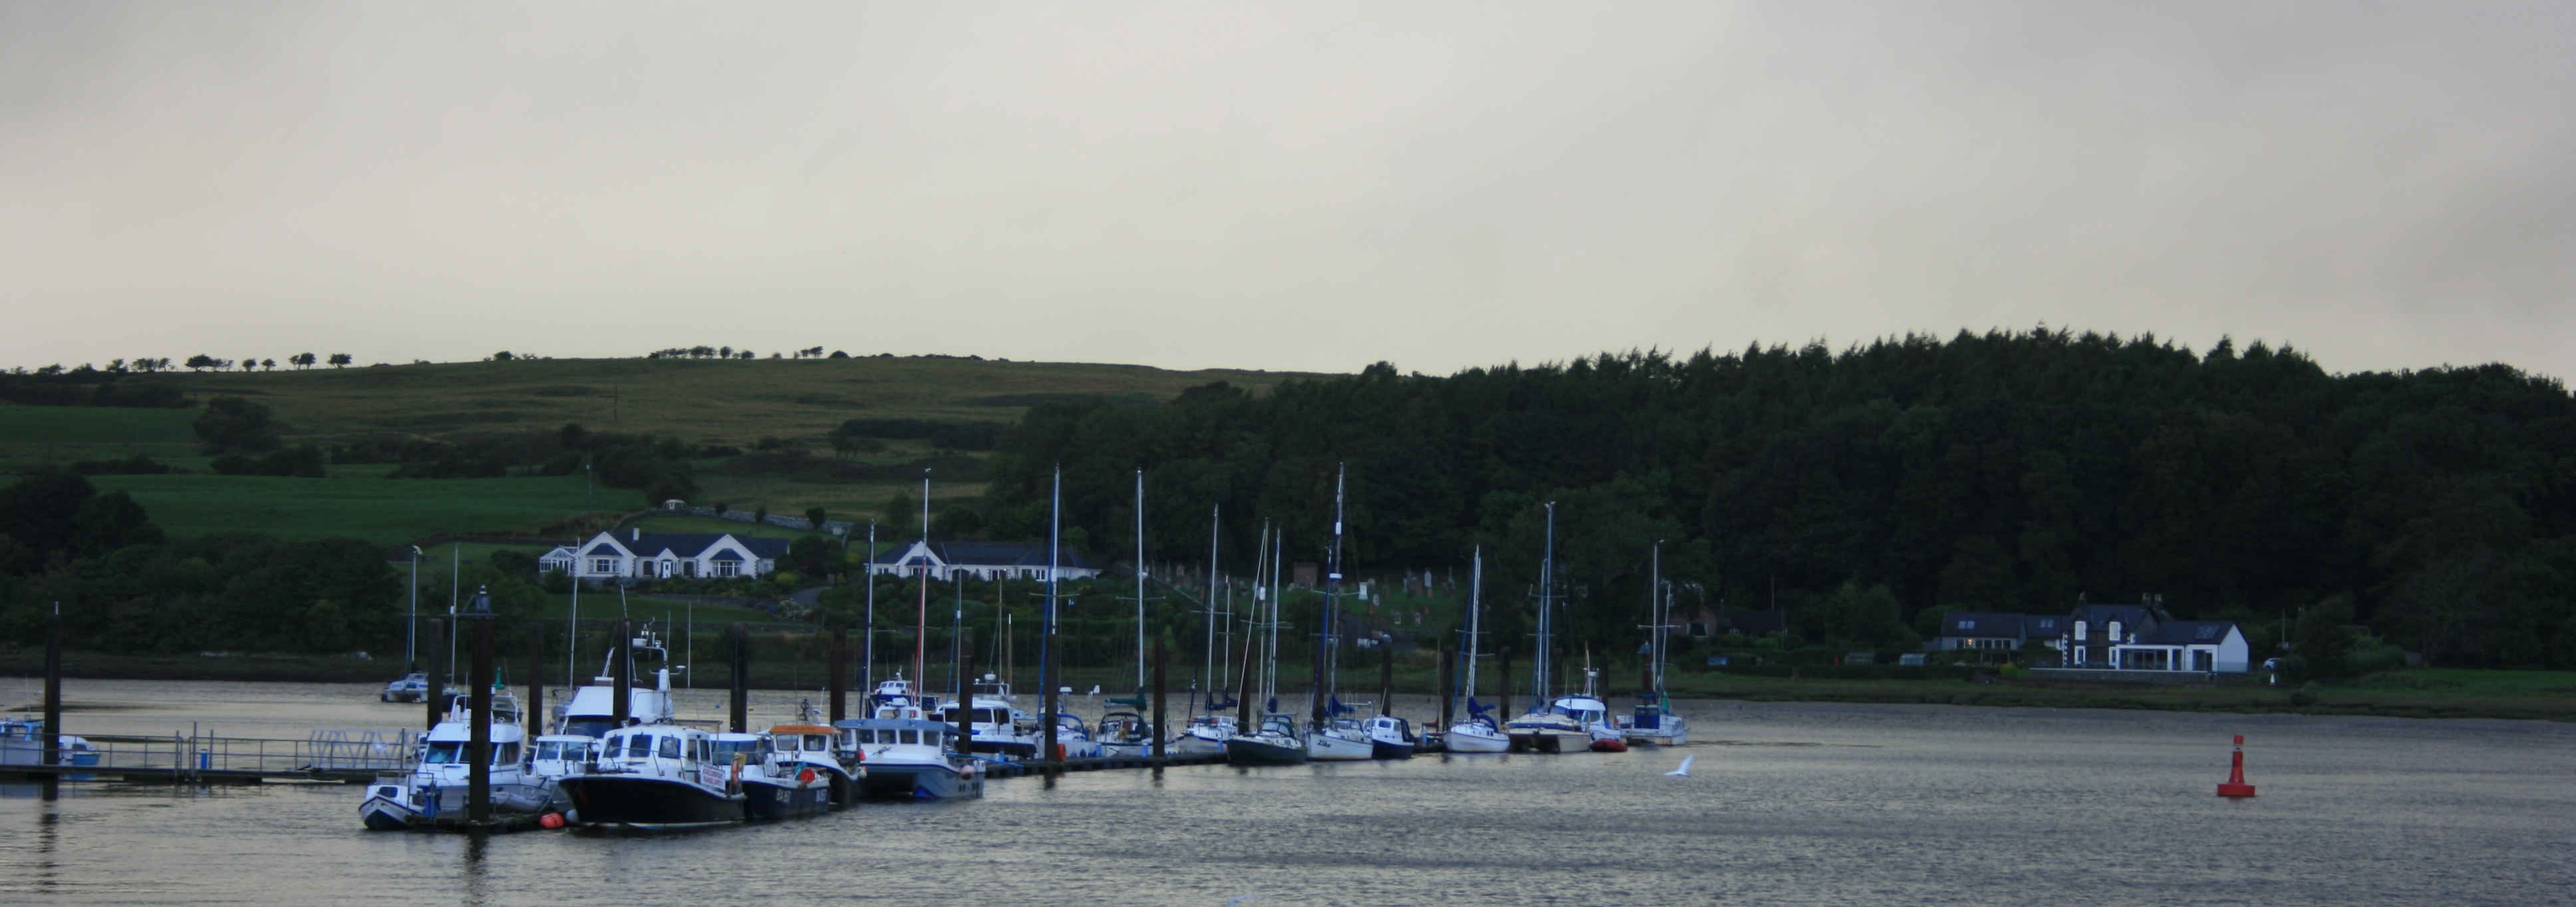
[1665, 755, 1693, 777]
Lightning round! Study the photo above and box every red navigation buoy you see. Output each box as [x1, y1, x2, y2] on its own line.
[538, 812, 566, 829]
[2216, 734, 2257, 798]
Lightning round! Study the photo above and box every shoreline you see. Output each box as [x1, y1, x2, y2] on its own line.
[7, 648, 2569, 723]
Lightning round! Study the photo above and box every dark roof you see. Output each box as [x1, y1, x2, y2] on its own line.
[2141, 620, 2239, 646]
[2070, 604, 2156, 630]
[597, 532, 791, 560]
[872, 541, 1093, 570]
[2026, 615, 2064, 636]
[1940, 612, 2028, 638]
[1710, 609, 1785, 634]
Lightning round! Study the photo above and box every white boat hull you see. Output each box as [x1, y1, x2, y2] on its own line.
[1306, 730, 1372, 761]
[1444, 724, 1510, 753]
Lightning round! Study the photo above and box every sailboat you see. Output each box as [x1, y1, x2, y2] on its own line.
[1445, 547, 1510, 753]
[1176, 505, 1239, 757]
[1100, 469, 1157, 758]
[1304, 463, 1373, 761]
[1616, 543, 1690, 746]
[1224, 523, 1307, 765]
[1506, 502, 1589, 753]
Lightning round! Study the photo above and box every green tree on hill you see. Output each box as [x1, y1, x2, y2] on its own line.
[192, 396, 282, 454]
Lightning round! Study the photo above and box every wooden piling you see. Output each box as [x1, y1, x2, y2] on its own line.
[426, 618, 447, 731]
[611, 618, 631, 727]
[1151, 638, 1168, 761]
[829, 628, 848, 723]
[1437, 643, 1454, 731]
[43, 602, 61, 768]
[1498, 648, 1513, 721]
[1233, 627, 1257, 731]
[728, 624, 748, 733]
[468, 617, 493, 824]
[1378, 638, 1394, 716]
[526, 622, 545, 730]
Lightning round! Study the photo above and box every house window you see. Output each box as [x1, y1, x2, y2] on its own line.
[714, 561, 740, 578]
[1959, 619, 1976, 630]
[589, 557, 616, 574]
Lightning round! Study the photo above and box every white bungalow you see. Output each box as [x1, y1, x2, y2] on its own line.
[866, 540, 1099, 583]
[2106, 620, 2251, 674]
[541, 528, 793, 581]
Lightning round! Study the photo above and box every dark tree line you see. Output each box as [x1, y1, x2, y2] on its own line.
[973, 330, 2576, 668]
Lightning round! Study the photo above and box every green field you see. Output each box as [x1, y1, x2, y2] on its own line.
[5, 356, 1312, 541]
[88, 470, 609, 547]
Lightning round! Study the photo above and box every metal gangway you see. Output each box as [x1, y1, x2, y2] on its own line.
[7, 728, 420, 784]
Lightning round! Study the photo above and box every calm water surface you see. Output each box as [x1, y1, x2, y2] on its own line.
[3, 678, 2572, 905]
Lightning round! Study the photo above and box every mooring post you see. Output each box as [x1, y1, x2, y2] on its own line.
[611, 618, 631, 727]
[1438, 642, 1454, 731]
[426, 618, 448, 731]
[829, 628, 848, 723]
[1379, 638, 1394, 717]
[1152, 638, 1168, 762]
[527, 622, 545, 728]
[729, 624, 748, 733]
[468, 612, 494, 824]
[1042, 645, 1060, 771]
[1498, 648, 1514, 722]
[43, 602, 62, 770]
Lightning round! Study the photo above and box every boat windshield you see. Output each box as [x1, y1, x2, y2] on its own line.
[422, 742, 466, 764]
[561, 717, 616, 739]
[711, 739, 762, 760]
[534, 741, 583, 761]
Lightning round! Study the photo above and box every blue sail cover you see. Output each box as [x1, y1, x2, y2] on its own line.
[1327, 696, 1353, 717]
[1265, 696, 1279, 715]
[1466, 697, 1494, 719]
[1206, 693, 1237, 712]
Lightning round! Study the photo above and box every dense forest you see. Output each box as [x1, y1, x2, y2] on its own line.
[971, 330, 2576, 668]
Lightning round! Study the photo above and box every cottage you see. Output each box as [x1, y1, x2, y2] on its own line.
[1935, 598, 2249, 673]
[542, 528, 792, 581]
[866, 540, 1100, 583]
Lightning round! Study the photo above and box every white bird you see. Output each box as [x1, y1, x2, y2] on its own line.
[1665, 755, 1693, 777]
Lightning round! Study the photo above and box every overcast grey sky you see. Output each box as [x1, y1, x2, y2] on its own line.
[5, 1, 2570, 380]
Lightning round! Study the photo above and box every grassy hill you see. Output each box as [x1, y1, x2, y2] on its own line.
[3, 356, 1318, 543]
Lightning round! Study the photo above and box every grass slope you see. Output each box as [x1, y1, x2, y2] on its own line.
[8, 356, 1316, 542]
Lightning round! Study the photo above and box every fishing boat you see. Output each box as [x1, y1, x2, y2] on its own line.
[0, 717, 98, 776]
[1615, 543, 1690, 747]
[710, 731, 833, 821]
[361, 690, 558, 830]
[552, 624, 679, 738]
[557, 723, 746, 831]
[835, 699, 983, 801]
[935, 676, 1037, 759]
[768, 723, 862, 809]
[527, 733, 595, 812]
[1446, 547, 1510, 753]
[1507, 503, 1589, 753]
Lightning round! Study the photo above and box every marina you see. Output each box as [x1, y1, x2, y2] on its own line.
[4, 677, 2573, 905]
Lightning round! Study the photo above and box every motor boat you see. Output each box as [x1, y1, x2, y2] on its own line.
[558, 723, 746, 831]
[710, 731, 832, 821]
[1094, 711, 1156, 759]
[835, 699, 983, 801]
[360, 691, 554, 830]
[1362, 714, 1415, 759]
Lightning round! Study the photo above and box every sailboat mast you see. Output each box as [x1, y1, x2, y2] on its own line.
[1204, 503, 1219, 715]
[914, 469, 930, 690]
[1464, 546, 1482, 708]
[1650, 541, 1664, 693]
[1535, 501, 1555, 707]
[1323, 462, 1346, 716]
[863, 522, 876, 691]
[1144, 469, 1154, 696]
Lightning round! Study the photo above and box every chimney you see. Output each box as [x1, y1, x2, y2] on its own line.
[631, 527, 639, 541]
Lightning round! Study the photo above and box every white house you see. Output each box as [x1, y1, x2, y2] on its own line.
[2106, 620, 2251, 674]
[866, 540, 1099, 583]
[542, 528, 793, 581]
